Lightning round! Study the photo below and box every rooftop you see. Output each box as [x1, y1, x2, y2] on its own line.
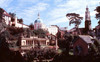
[79, 35, 93, 44]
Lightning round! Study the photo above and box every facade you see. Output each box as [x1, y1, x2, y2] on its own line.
[10, 16, 29, 28]
[1, 8, 29, 28]
[73, 35, 93, 56]
[47, 25, 58, 36]
[20, 37, 49, 50]
[2, 9, 11, 25]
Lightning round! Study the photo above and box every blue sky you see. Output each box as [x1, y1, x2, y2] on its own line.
[0, 0, 100, 29]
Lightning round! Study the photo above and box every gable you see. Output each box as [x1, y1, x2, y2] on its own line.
[74, 38, 88, 46]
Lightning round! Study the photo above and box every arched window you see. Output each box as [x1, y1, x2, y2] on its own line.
[75, 45, 83, 55]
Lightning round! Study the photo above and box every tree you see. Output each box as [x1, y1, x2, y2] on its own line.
[0, 8, 7, 33]
[66, 13, 83, 34]
[66, 13, 83, 27]
[57, 32, 74, 55]
[56, 30, 61, 39]
[29, 23, 34, 30]
[95, 6, 100, 13]
[33, 29, 48, 38]
[0, 29, 25, 62]
[18, 18, 23, 23]
[9, 12, 16, 23]
[95, 6, 100, 25]
[8, 27, 23, 35]
[0, 8, 4, 20]
[9, 12, 16, 18]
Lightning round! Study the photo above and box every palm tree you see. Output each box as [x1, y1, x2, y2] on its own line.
[66, 13, 83, 34]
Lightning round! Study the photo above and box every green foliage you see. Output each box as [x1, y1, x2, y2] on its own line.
[64, 33, 74, 42]
[29, 23, 34, 30]
[95, 6, 100, 24]
[66, 13, 83, 27]
[22, 28, 35, 37]
[95, 14, 100, 20]
[9, 12, 16, 18]
[94, 38, 100, 47]
[33, 29, 48, 38]
[95, 6, 100, 13]
[90, 44, 98, 54]
[18, 18, 23, 23]
[58, 39, 67, 48]
[0, 8, 4, 20]
[56, 30, 61, 39]
[8, 27, 24, 35]
[0, 30, 10, 39]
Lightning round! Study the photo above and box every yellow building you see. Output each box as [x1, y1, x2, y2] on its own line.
[20, 37, 49, 50]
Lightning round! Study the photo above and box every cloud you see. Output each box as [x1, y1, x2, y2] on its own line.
[46, 0, 99, 29]
[16, 2, 49, 24]
[0, 0, 13, 8]
[0, 0, 99, 29]
[54, 0, 64, 3]
[19, 0, 39, 3]
[1, 0, 49, 25]
[48, 16, 69, 25]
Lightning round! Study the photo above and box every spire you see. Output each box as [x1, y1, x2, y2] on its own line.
[38, 13, 40, 19]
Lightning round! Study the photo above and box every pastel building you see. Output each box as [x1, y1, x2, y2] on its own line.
[20, 37, 49, 50]
[2, 8, 11, 25]
[34, 13, 47, 30]
[1, 8, 29, 28]
[47, 25, 58, 36]
[10, 16, 29, 28]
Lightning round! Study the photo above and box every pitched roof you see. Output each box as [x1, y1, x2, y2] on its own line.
[3, 11, 11, 17]
[68, 27, 85, 32]
[1, 8, 11, 17]
[79, 35, 93, 44]
[68, 27, 76, 32]
[59, 27, 67, 31]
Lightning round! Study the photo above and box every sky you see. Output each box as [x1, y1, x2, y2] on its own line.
[0, 0, 100, 30]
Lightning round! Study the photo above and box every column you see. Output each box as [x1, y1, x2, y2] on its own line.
[33, 40, 34, 48]
[56, 38, 58, 50]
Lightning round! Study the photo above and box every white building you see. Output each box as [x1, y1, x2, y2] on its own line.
[2, 9, 11, 25]
[2, 8, 29, 28]
[10, 16, 29, 28]
[47, 25, 58, 35]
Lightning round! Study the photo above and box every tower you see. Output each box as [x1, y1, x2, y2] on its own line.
[85, 6, 91, 32]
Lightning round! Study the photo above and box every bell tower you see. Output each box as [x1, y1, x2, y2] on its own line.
[85, 6, 91, 33]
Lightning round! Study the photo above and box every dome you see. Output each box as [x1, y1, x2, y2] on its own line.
[34, 13, 43, 23]
[34, 18, 43, 23]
